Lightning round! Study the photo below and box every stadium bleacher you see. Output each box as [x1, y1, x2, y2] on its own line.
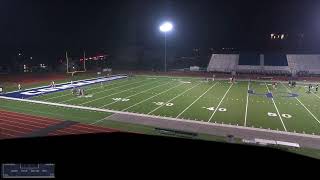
[287, 54, 320, 75]
[207, 54, 238, 72]
[207, 53, 320, 76]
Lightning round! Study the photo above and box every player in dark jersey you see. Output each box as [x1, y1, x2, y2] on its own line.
[308, 84, 312, 93]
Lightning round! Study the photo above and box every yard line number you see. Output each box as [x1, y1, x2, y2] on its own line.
[268, 112, 292, 119]
[153, 102, 174, 106]
[112, 98, 130, 102]
[202, 106, 227, 112]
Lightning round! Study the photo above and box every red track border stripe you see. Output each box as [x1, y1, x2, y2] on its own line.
[1, 123, 34, 132]
[0, 127, 26, 135]
[0, 109, 64, 121]
[0, 110, 62, 123]
[0, 118, 50, 128]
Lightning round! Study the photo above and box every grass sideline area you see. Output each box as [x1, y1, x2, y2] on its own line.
[1, 98, 320, 159]
[1, 74, 320, 159]
[0, 99, 112, 124]
[29, 75, 320, 135]
[0, 98, 236, 144]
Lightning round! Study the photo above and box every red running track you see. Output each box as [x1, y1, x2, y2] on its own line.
[0, 110, 118, 139]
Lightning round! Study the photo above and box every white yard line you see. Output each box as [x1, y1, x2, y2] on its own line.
[265, 83, 287, 132]
[244, 81, 250, 126]
[122, 83, 184, 111]
[176, 82, 218, 118]
[208, 83, 233, 122]
[99, 80, 171, 108]
[147, 82, 202, 115]
[281, 82, 320, 124]
[312, 92, 320, 100]
[42, 79, 127, 101]
[60, 79, 149, 104]
[1, 95, 320, 139]
[77, 79, 155, 105]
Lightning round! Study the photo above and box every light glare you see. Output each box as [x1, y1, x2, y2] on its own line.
[159, 22, 173, 32]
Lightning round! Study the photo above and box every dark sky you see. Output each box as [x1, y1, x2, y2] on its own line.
[0, 0, 320, 64]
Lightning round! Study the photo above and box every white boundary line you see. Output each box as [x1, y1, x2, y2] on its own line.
[122, 83, 184, 111]
[2, 95, 319, 139]
[281, 82, 320, 124]
[176, 82, 218, 118]
[42, 78, 128, 101]
[265, 83, 287, 132]
[147, 82, 202, 115]
[61, 79, 150, 104]
[4, 75, 125, 94]
[208, 83, 233, 122]
[90, 114, 114, 125]
[244, 81, 250, 126]
[99, 80, 170, 108]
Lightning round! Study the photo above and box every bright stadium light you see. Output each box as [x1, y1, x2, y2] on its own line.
[159, 22, 173, 72]
[159, 22, 173, 32]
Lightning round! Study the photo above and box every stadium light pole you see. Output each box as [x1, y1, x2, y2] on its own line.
[159, 22, 173, 72]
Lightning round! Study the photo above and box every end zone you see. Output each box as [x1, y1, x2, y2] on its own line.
[0, 75, 127, 99]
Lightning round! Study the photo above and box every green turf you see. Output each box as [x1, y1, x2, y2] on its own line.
[2, 74, 320, 159]
[27, 76, 320, 135]
[287, 147, 320, 159]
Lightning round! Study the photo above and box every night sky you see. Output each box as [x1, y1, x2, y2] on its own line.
[0, 0, 320, 65]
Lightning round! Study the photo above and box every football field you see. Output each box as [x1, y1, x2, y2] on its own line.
[27, 75, 320, 135]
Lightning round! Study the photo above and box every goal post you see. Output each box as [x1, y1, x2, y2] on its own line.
[65, 50, 87, 75]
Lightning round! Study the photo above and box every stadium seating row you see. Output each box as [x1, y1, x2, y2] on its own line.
[287, 55, 320, 75]
[207, 53, 320, 75]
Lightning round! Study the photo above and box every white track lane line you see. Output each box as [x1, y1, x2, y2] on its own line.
[0, 132, 16, 137]
[265, 83, 287, 131]
[0, 127, 25, 134]
[122, 83, 184, 111]
[176, 82, 218, 118]
[99, 80, 171, 108]
[60, 79, 150, 104]
[244, 81, 250, 126]
[208, 83, 233, 122]
[0, 118, 45, 128]
[147, 82, 202, 115]
[281, 82, 320, 124]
